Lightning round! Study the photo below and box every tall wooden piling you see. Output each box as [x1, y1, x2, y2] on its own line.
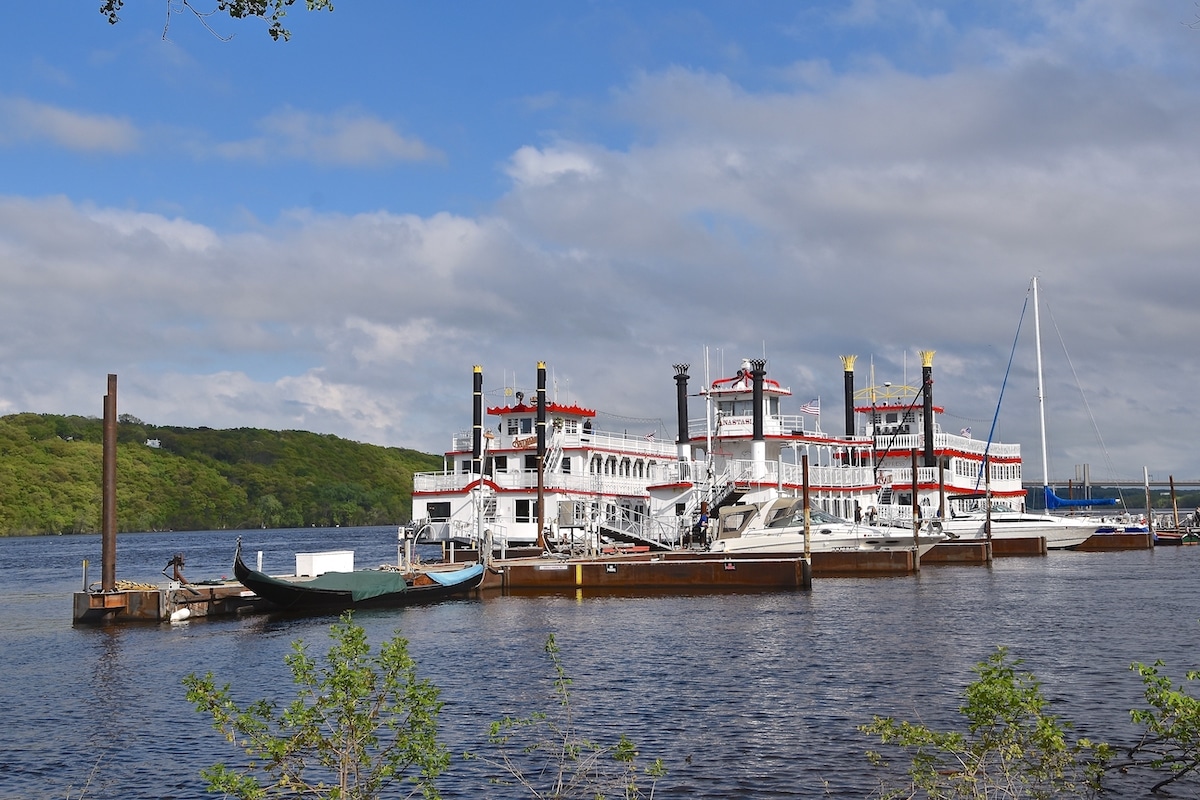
[101, 374, 117, 591]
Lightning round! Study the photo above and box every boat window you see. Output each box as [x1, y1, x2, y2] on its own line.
[507, 418, 520, 435]
[810, 508, 845, 523]
[515, 499, 538, 522]
[718, 399, 754, 417]
[766, 505, 796, 528]
[520, 417, 533, 434]
[720, 512, 748, 532]
[426, 502, 451, 521]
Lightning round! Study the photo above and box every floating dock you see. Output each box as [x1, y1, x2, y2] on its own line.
[73, 582, 263, 625]
[923, 540, 994, 564]
[73, 551, 814, 624]
[480, 551, 811, 592]
[1076, 531, 1154, 551]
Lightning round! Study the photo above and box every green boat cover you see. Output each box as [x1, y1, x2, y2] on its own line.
[303, 570, 410, 601]
[286, 564, 482, 601]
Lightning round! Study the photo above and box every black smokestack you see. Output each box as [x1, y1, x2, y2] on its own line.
[921, 350, 935, 468]
[674, 363, 690, 451]
[841, 355, 856, 438]
[750, 358, 766, 442]
[472, 365, 483, 474]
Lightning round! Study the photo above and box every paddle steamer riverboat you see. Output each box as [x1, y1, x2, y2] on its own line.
[411, 352, 1030, 553]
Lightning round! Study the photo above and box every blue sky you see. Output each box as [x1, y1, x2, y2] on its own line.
[3, 2, 1200, 484]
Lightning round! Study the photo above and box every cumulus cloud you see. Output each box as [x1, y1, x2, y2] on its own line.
[506, 145, 603, 187]
[4, 2, 1200, 482]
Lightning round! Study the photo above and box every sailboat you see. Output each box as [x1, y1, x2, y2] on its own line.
[947, 277, 1135, 549]
[931, 277, 1147, 551]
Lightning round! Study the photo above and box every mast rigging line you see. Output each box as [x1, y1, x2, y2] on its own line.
[974, 289, 1030, 494]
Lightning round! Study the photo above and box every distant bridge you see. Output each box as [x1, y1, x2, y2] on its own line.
[1025, 479, 1200, 492]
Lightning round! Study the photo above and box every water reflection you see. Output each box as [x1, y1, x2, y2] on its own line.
[2, 531, 1199, 797]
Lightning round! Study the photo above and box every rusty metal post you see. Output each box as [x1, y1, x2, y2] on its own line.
[910, 447, 921, 568]
[535, 361, 547, 549]
[985, 456, 993, 539]
[937, 460, 946, 520]
[101, 374, 117, 592]
[802, 454, 811, 561]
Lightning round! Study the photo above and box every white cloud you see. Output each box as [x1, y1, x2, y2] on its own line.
[506, 145, 602, 187]
[3, 2, 1200, 483]
[214, 108, 439, 166]
[0, 97, 139, 152]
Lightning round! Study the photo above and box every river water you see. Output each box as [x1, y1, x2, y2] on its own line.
[1, 526, 1197, 799]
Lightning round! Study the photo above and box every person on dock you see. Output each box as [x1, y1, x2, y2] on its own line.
[692, 503, 711, 546]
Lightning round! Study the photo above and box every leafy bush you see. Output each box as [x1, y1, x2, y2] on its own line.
[860, 646, 1111, 799]
[184, 612, 448, 799]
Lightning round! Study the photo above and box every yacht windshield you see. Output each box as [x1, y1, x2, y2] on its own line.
[766, 502, 846, 528]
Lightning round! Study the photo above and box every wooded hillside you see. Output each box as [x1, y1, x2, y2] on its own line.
[0, 413, 443, 536]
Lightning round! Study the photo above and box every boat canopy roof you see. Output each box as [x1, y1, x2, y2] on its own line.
[1044, 486, 1118, 509]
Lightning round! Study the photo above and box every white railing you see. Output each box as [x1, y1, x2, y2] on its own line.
[414, 468, 669, 497]
[874, 432, 1021, 460]
[447, 426, 681, 458]
[688, 414, 825, 440]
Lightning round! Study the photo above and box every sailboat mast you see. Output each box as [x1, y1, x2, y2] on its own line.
[1033, 276, 1050, 493]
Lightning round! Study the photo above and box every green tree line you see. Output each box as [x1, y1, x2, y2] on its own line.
[0, 413, 442, 536]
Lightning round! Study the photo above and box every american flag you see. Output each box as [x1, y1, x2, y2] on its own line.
[960, 427, 972, 437]
[799, 398, 820, 415]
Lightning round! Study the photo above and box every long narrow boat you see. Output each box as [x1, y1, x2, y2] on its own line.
[233, 539, 485, 612]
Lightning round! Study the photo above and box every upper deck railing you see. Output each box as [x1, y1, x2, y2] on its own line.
[448, 427, 680, 458]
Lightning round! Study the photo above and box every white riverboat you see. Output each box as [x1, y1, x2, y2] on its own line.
[411, 352, 1036, 555]
[411, 363, 683, 550]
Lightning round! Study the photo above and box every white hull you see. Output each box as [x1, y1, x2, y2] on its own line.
[941, 513, 1100, 550]
[941, 508, 1146, 550]
[710, 496, 945, 556]
[712, 528, 944, 556]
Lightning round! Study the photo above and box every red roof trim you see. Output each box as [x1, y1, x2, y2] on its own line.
[854, 404, 945, 414]
[486, 402, 596, 417]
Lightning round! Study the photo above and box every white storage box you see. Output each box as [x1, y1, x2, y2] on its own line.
[295, 550, 354, 577]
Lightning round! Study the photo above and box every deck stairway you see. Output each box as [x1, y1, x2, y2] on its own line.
[543, 429, 564, 474]
[597, 515, 675, 551]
